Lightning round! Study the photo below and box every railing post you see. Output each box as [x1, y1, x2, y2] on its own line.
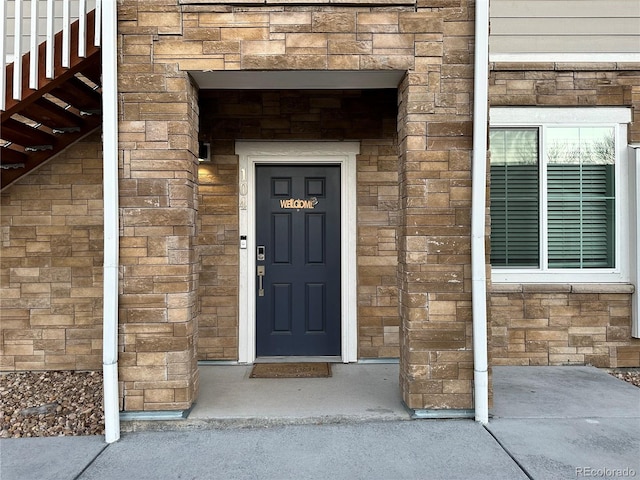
[29, 0, 39, 90]
[0, 0, 6, 110]
[13, 0, 23, 100]
[46, 0, 55, 79]
[79, 0, 88, 58]
[62, 0, 71, 68]
[94, 0, 102, 47]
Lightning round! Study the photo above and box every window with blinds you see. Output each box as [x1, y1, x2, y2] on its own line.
[489, 129, 539, 266]
[489, 126, 616, 270]
[546, 127, 615, 268]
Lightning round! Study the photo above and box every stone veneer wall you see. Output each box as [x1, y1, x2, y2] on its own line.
[396, 10, 476, 409]
[195, 90, 400, 361]
[489, 64, 640, 368]
[117, 3, 202, 410]
[196, 144, 240, 361]
[149, 0, 479, 411]
[491, 285, 638, 367]
[0, 131, 104, 372]
[0, 0, 481, 412]
[357, 138, 402, 358]
[489, 63, 640, 141]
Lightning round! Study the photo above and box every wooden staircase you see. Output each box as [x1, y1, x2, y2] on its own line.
[1, 9, 102, 190]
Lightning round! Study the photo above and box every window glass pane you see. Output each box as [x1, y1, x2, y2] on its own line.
[546, 127, 615, 166]
[490, 129, 539, 266]
[546, 127, 615, 268]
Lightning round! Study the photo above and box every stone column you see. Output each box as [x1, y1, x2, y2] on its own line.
[397, 3, 475, 411]
[117, 5, 200, 411]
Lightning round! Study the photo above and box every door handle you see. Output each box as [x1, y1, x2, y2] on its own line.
[257, 265, 265, 297]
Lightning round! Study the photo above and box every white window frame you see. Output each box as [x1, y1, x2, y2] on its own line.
[490, 107, 632, 284]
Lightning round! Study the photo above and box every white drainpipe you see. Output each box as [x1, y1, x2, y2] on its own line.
[102, 0, 120, 444]
[471, 0, 490, 425]
[631, 146, 640, 339]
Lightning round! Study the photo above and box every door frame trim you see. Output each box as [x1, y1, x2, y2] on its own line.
[236, 141, 360, 364]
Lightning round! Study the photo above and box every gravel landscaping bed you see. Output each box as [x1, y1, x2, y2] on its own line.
[0, 368, 638, 438]
[608, 368, 640, 388]
[0, 371, 104, 438]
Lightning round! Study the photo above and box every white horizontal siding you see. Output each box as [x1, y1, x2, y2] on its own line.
[490, 0, 640, 62]
[493, 0, 638, 17]
[492, 36, 640, 55]
[492, 17, 640, 36]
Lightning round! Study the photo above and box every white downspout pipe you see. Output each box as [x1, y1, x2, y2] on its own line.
[471, 0, 490, 425]
[102, 0, 120, 444]
[631, 146, 640, 338]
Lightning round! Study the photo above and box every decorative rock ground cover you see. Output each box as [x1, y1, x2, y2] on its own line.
[0, 371, 104, 438]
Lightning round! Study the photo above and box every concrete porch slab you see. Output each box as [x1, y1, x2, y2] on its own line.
[189, 363, 410, 425]
[122, 362, 410, 431]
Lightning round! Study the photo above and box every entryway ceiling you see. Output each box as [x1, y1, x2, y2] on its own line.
[188, 70, 405, 89]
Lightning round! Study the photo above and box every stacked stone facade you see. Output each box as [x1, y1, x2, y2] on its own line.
[395, 11, 476, 410]
[357, 138, 402, 358]
[488, 64, 640, 368]
[0, 132, 104, 372]
[490, 64, 640, 141]
[5, 1, 639, 416]
[0, 0, 481, 412]
[122, 0, 479, 411]
[491, 284, 637, 367]
[117, 4, 202, 410]
[196, 142, 240, 361]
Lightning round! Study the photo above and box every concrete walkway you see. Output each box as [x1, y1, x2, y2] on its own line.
[1, 365, 638, 480]
[487, 366, 640, 479]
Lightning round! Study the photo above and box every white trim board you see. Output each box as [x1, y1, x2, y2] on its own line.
[235, 141, 360, 364]
[491, 107, 632, 125]
[490, 53, 640, 63]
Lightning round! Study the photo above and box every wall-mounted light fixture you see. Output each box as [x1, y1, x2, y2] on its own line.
[198, 142, 211, 162]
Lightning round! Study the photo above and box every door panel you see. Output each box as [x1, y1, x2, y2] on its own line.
[306, 213, 325, 263]
[272, 214, 292, 264]
[255, 165, 341, 356]
[272, 283, 292, 332]
[306, 283, 325, 332]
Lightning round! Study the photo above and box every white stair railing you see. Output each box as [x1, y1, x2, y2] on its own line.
[0, 1, 7, 111]
[12, 0, 23, 101]
[0, 0, 101, 111]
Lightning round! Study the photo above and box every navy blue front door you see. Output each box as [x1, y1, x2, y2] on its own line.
[255, 165, 341, 357]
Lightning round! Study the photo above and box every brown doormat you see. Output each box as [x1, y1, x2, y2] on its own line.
[250, 362, 332, 378]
